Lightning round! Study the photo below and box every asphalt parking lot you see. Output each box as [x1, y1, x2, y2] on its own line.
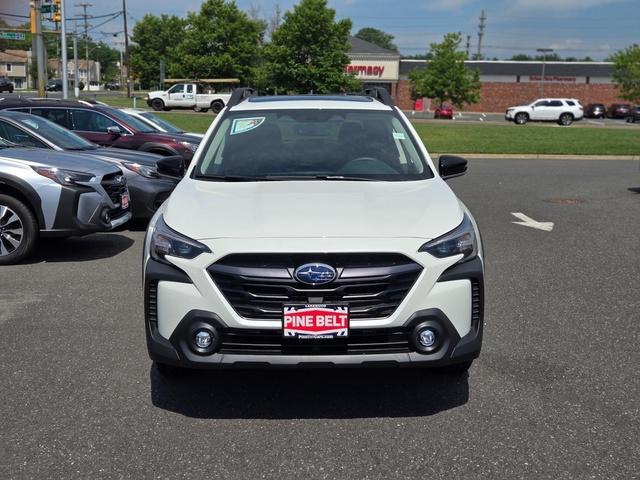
[2, 158, 639, 479]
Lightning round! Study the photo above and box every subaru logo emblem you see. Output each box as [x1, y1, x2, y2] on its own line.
[294, 263, 337, 285]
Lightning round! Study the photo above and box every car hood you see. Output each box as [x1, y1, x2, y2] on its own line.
[81, 147, 165, 166]
[164, 178, 463, 240]
[1, 147, 120, 175]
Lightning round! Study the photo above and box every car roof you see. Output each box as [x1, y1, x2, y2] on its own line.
[0, 97, 96, 109]
[230, 95, 393, 112]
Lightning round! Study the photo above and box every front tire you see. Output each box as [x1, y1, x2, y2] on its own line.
[0, 195, 38, 265]
[151, 98, 165, 111]
[514, 112, 528, 125]
[558, 113, 574, 126]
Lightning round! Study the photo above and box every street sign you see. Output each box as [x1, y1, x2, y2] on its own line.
[0, 32, 26, 41]
[41, 5, 52, 13]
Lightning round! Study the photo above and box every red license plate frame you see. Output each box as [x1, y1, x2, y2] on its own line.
[282, 304, 349, 339]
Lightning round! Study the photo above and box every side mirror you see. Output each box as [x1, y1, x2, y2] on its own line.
[439, 155, 467, 180]
[107, 126, 121, 136]
[157, 156, 185, 178]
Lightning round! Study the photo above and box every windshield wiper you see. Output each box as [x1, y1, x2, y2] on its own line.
[265, 175, 377, 182]
[195, 174, 272, 182]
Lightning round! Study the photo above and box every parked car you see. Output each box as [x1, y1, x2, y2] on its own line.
[584, 103, 606, 119]
[0, 137, 131, 264]
[0, 111, 183, 219]
[606, 103, 631, 119]
[0, 98, 200, 164]
[46, 78, 85, 92]
[0, 77, 14, 93]
[147, 82, 232, 113]
[104, 82, 121, 91]
[505, 98, 583, 126]
[144, 88, 484, 377]
[121, 108, 204, 139]
[625, 105, 640, 123]
[434, 105, 454, 119]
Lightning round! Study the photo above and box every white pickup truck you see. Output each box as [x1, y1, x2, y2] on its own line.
[146, 83, 232, 113]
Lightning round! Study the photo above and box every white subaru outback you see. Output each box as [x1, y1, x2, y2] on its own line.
[143, 88, 484, 376]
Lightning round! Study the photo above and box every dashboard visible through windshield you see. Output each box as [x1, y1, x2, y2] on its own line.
[195, 109, 432, 181]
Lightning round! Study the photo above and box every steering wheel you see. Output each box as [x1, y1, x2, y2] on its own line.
[341, 156, 400, 174]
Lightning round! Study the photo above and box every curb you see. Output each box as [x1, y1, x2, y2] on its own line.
[432, 153, 640, 161]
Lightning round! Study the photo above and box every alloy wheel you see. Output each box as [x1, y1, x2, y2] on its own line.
[0, 205, 24, 257]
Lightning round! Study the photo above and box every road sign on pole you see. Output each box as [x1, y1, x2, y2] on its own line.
[0, 32, 27, 41]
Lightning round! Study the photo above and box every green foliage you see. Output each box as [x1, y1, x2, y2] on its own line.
[509, 54, 595, 62]
[130, 14, 187, 89]
[408, 33, 481, 108]
[354, 27, 397, 52]
[263, 0, 359, 94]
[611, 44, 640, 103]
[177, 0, 264, 83]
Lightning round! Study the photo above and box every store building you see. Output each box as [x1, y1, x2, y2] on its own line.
[347, 37, 623, 112]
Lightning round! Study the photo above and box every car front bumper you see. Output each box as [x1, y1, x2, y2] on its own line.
[144, 239, 485, 369]
[41, 183, 132, 237]
[126, 175, 178, 219]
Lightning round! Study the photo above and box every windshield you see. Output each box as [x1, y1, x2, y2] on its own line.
[13, 114, 96, 150]
[140, 112, 184, 134]
[195, 109, 432, 181]
[105, 107, 157, 133]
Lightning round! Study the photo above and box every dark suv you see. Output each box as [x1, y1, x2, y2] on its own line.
[0, 98, 200, 163]
[0, 77, 14, 93]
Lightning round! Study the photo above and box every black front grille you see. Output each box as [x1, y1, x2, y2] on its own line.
[208, 253, 423, 320]
[146, 281, 158, 328]
[101, 172, 128, 206]
[219, 327, 410, 355]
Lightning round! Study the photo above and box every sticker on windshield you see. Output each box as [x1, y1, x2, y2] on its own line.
[392, 132, 405, 140]
[231, 117, 265, 135]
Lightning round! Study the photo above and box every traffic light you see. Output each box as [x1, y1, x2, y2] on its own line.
[53, 0, 61, 4]
[53, 12, 61, 22]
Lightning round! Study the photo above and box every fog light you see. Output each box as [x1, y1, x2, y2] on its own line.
[194, 330, 212, 349]
[418, 328, 436, 347]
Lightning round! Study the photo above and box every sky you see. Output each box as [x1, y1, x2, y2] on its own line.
[2, 0, 639, 60]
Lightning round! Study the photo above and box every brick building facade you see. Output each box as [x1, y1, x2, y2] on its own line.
[348, 38, 623, 112]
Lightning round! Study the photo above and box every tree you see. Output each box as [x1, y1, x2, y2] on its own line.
[408, 33, 481, 108]
[355, 27, 397, 52]
[130, 14, 187, 88]
[177, 0, 264, 83]
[611, 44, 640, 103]
[263, 0, 359, 93]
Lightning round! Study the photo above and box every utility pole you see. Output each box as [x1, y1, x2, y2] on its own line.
[76, 2, 92, 92]
[476, 10, 486, 60]
[73, 20, 79, 97]
[31, 0, 47, 96]
[536, 48, 554, 97]
[466, 34, 471, 58]
[60, 0, 68, 99]
[122, 0, 130, 97]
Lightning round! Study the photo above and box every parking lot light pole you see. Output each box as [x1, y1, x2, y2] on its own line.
[60, 0, 68, 99]
[536, 48, 554, 97]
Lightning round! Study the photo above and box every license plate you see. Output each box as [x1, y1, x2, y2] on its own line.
[121, 192, 130, 210]
[283, 304, 349, 339]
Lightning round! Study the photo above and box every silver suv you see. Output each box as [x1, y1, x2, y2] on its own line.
[0, 138, 132, 264]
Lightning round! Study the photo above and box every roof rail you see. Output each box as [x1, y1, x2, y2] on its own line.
[360, 87, 395, 107]
[226, 87, 256, 109]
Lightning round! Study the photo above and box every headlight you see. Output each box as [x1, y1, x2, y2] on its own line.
[419, 214, 477, 262]
[122, 162, 159, 178]
[150, 215, 210, 264]
[33, 166, 94, 185]
[180, 141, 199, 153]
